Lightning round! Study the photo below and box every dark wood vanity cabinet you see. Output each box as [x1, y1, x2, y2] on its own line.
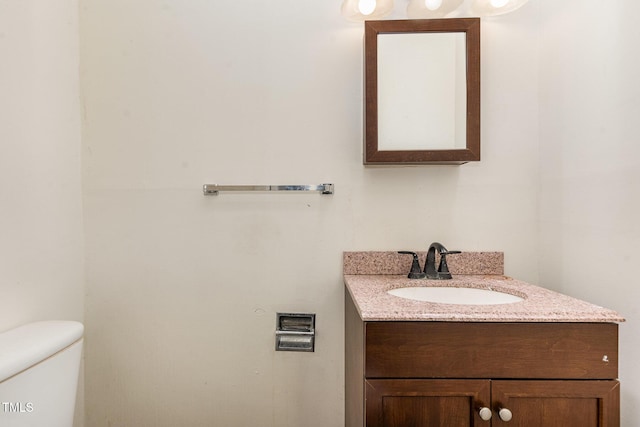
[345, 295, 620, 427]
[365, 379, 619, 427]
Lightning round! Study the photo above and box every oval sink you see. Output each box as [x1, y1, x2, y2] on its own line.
[387, 286, 524, 305]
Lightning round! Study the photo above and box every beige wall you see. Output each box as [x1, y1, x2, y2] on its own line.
[80, 1, 539, 426]
[0, 0, 84, 350]
[538, 1, 640, 424]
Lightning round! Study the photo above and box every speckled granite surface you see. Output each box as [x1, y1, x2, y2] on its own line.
[343, 252, 624, 323]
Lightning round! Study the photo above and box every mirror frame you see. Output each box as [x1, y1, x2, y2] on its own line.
[364, 18, 481, 165]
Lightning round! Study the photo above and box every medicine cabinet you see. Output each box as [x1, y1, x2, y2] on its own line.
[364, 18, 480, 165]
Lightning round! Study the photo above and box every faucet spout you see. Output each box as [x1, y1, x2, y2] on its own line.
[424, 242, 461, 280]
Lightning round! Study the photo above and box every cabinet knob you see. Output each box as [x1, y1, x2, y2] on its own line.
[478, 407, 492, 421]
[498, 408, 513, 422]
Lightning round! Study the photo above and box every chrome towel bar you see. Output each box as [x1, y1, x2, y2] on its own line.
[203, 184, 334, 196]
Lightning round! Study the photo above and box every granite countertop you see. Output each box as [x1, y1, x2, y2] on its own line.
[344, 251, 625, 323]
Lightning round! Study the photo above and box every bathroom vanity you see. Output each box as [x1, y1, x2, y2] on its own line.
[344, 252, 624, 427]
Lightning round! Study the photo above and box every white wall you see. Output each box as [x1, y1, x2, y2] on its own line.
[0, 0, 83, 345]
[538, 1, 640, 424]
[0, 1, 84, 425]
[80, 1, 539, 426]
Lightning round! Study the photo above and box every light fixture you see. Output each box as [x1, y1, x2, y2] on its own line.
[407, 0, 464, 19]
[341, 0, 395, 21]
[469, 0, 530, 16]
[343, 0, 530, 20]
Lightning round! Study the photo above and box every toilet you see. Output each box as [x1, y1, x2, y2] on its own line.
[0, 321, 84, 427]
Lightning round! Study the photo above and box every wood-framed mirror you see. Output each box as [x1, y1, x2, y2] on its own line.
[364, 18, 480, 165]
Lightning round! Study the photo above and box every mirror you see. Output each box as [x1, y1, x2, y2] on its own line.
[364, 19, 480, 165]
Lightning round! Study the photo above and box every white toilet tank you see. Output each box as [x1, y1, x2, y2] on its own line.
[0, 321, 83, 427]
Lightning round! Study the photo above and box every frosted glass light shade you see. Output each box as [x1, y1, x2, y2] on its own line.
[341, 0, 395, 21]
[470, 0, 529, 16]
[407, 0, 464, 19]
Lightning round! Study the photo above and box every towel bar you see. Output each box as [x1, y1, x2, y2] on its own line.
[203, 184, 334, 196]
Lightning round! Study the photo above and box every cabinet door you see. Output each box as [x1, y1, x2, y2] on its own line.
[492, 380, 620, 427]
[366, 379, 491, 427]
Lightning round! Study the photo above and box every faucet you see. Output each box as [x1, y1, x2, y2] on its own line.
[424, 242, 461, 280]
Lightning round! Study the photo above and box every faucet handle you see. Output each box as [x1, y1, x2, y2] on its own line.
[398, 251, 427, 279]
[441, 250, 461, 255]
[437, 249, 461, 279]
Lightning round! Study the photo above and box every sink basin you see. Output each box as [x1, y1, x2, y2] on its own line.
[387, 286, 524, 305]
